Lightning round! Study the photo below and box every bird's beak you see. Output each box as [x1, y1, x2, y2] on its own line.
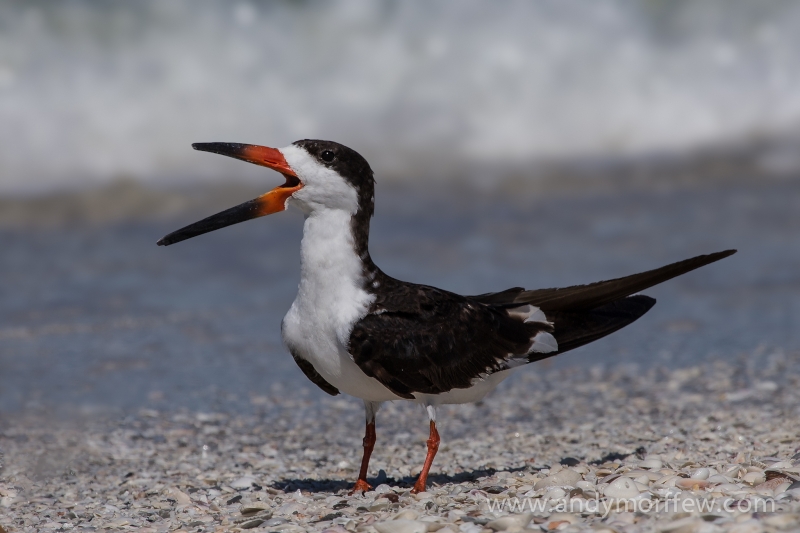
[157, 143, 303, 246]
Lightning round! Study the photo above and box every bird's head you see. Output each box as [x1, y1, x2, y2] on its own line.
[157, 139, 374, 246]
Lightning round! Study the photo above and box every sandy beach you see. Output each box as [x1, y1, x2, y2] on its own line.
[2, 175, 800, 532]
[2, 356, 800, 532]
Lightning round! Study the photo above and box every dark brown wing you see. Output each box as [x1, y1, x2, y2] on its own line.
[349, 251, 735, 397]
[348, 281, 553, 399]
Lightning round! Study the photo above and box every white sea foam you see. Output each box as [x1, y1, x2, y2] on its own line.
[2, 0, 800, 193]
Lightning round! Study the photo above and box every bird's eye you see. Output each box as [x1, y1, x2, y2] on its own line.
[320, 150, 335, 162]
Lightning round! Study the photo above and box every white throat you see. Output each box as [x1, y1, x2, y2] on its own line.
[290, 207, 374, 346]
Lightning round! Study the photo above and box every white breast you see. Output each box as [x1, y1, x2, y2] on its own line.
[281, 207, 402, 401]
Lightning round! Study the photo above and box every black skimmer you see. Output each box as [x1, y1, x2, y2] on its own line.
[158, 140, 735, 494]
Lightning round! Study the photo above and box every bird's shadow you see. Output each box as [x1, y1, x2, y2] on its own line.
[268, 466, 528, 494]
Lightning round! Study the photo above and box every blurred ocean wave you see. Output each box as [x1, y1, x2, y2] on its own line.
[1, 130, 799, 228]
[2, 0, 800, 193]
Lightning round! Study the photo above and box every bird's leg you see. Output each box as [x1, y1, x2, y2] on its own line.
[411, 405, 440, 494]
[351, 422, 376, 493]
[351, 401, 381, 494]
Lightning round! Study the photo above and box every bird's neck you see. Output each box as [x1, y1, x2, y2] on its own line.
[298, 208, 377, 296]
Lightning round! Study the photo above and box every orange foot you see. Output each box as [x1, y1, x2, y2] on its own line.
[350, 479, 373, 494]
[410, 479, 427, 494]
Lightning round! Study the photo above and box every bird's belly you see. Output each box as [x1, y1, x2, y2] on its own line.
[413, 369, 516, 405]
[328, 350, 403, 401]
[282, 307, 401, 402]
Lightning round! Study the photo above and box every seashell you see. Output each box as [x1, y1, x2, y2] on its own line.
[547, 512, 578, 524]
[715, 483, 745, 494]
[486, 513, 533, 531]
[675, 479, 710, 490]
[368, 499, 391, 511]
[621, 469, 648, 477]
[533, 468, 581, 490]
[659, 517, 703, 533]
[240, 518, 265, 530]
[392, 510, 419, 521]
[373, 520, 428, 533]
[599, 474, 621, 484]
[742, 471, 766, 485]
[639, 457, 663, 470]
[707, 475, 734, 484]
[653, 475, 679, 487]
[765, 469, 800, 482]
[753, 476, 790, 491]
[545, 487, 567, 500]
[320, 527, 350, 533]
[240, 502, 271, 516]
[604, 477, 641, 499]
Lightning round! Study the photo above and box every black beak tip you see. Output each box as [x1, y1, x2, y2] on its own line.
[192, 142, 245, 155]
[157, 236, 170, 246]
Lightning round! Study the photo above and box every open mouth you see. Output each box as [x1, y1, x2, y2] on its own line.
[157, 143, 302, 246]
[279, 173, 302, 189]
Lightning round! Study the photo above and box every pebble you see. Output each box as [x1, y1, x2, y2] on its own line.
[762, 513, 799, 529]
[727, 521, 764, 533]
[166, 487, 192, 505]
[230, 475, 258, 489]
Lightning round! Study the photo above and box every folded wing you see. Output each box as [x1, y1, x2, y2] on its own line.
[349, 250, 735, 397]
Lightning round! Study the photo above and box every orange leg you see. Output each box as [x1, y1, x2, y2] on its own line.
[411, 420, 440, 494]
[350, 420, 376, 494]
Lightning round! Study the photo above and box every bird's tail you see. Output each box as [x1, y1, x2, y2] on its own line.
[472, 249, 736, 361]
[517, 249, 736, 312]
[528, 294, 655, 361]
